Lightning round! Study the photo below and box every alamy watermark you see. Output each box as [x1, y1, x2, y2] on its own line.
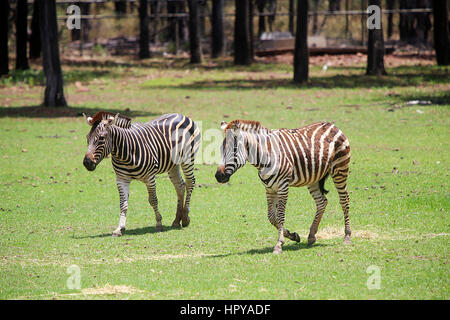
[367, 5, 382, 30]
[66, 5, 81, 30]
[366, 265, 381, 290]
[66, 264, 81, 290]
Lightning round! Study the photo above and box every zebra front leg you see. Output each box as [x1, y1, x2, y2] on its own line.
[307, 183, 328, 246]
[266, 188, 299, 254]
[168, 165, 185, 228]
[268, 184, 296, 254]
[146, 175, 163, 232]
[181, 163, 195, 227]
[113, 177, 131, 237]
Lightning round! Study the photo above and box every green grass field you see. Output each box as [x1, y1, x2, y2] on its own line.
[0, 56, 448, 299]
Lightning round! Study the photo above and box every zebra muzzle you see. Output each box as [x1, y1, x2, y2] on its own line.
[215, 170, 230, 183]
[83, 156, 97, 171]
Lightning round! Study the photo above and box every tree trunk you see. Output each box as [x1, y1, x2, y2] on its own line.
[312, 0, 319, 35]
[293, 0, 308, 83]
[256, 0, 266, 37]
[249, 0, 254, 58]
[366, 0, 387, 75]
[345, 0, 349, 39]
[114, 1, 127, 14]
[211, 0, 225, 57]
[234, 0, 252, 65]
[39, 0, 67, 107]
[329, 0, 341, 11]
[386, 0, 395, 39]
[267, 0, 276, 32]
[188, 0, 202, 63]
[150, 0, 161, 43]
[433, 0, 450, 65]
[0, 0, 10, 76]
[30, 0, 41, 59]
[16, 0, 29, 70]
[139, 0, 150, 59]
[199, 0, 206, 37]
[289, 0, 295, 34]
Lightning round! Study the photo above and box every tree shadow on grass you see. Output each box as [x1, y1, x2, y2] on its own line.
[141, 71, 449, 91]
[207, 242, 331, 259]
[0, 105, 161, 119]
[72, 224, 180, 239]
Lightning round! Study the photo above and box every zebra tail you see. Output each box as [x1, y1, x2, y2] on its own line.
[319, 172, 329, 195]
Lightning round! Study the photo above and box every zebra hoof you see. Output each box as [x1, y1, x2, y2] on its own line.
[171, 221, 181, 228]
[293, 233, 301, 243]
[273, 246, 282, 254]
[307, 236, 316, 246]
[182, 217, 190, 227]
[155, 225, 163, 232]
[343, 236, 352, 245]
[112, 230, 123, 237]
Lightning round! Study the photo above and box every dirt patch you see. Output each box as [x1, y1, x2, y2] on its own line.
[260, 52, 436, 68]
[81, 284, 144, 295]
[316, 226, 379, 240]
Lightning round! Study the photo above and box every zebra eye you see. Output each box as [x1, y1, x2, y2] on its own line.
[98, 135, 105, 141]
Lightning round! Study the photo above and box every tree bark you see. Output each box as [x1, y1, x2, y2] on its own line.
[139, 0, 150, 59]
[212, 0, 225, 57]
[256, 0, 266, 37]
[432, 0, 450, 65]
[366, 0, 387, 75]
[386, 0, 395, 39]
[150, 0, 161, 43]
[16, 0, 29, 70]
[114, 1, 127, 14]
[39, 0, 67, 107]
[312, 0, 319, 35]
[288, 0, 295, 34]
[188, 0, 202, 63]
[249, 0, 254, 58]
[234, 0, 252, 65]
[0, 0, 10, 75]
[293, 0, 309, 83]
[30, 0, 41, 59]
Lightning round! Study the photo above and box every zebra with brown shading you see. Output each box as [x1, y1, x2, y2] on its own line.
[215, 120, 351, 254]
[82, 112, 200, 236]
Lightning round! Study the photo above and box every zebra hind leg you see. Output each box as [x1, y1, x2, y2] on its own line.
[332, 169, 351, 244]
[181, 162, 195, 227]
[168, 165, 185, 228]
[307, 182, 328, 246]
[146, 175, 163, 232]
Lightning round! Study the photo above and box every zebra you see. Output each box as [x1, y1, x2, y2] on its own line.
[215, 120, 351, 254]
[82, 111, 201, 236]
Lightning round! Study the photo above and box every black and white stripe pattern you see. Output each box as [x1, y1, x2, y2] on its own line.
[83, 112, 200, 236]
[216, 120, 351, 254]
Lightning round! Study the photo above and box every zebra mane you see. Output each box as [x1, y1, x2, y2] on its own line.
[89, 111, 132, 129]
[225, 120, 271, 134]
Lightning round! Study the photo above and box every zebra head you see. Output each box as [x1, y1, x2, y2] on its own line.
[215, 121, 248, 183]
[82, 113, 118, 171]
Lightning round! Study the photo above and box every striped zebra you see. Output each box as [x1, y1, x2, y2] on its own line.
[215, 120, 351, 254]
[82, 111, 201, 236]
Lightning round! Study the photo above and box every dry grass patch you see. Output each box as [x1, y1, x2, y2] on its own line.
[81, 284, 144, 295]
[316, 226, 379, 240]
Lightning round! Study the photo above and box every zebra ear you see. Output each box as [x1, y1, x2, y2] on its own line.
[230, 122, 239, 131]
[220, 121, 227, 130]
[83, 113, 93, 126]
[106, 113, 119, 126]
